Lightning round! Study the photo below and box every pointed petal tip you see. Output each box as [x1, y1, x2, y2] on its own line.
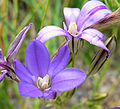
[7, 24, 31, 63]
[0, 70, 7, 82]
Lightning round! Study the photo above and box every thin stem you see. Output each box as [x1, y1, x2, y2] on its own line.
[72, 37, 75, 67]
[40, 0, 50, 29]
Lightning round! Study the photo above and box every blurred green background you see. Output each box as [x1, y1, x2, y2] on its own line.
[0, 0, 120, 109]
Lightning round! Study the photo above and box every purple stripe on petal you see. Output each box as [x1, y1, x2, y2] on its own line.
[81, 0, 108, 16]
[77, 1, 112, 31]
[0, 48, 4, 60]
[7, 24, 31, 63]
[79, 28, 109, 53]
[37, 26, 71, 43]
[64, 7, 80, 26]
[18, 81, 43, 97]
[0, 70, 7, 82]
[48, 42, 70, 79]
[78, 9, 112, 32]
[25, 40, 50, 78]
[51, 68, 86, 92]
[14, 59, 33, 83]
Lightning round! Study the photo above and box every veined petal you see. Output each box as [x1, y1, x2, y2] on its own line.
[0, 48, 4, 60]
[51, 68, 86, 92]
[63, 7, 80, 26]
[14, 59, 33, 83]
[0, 70, 7, 82]
[37, 26, 71, 43]
[77, 0, 112, 31]
[7, 24, 31, 63]
[79, 28, 109, 53]
[48, 42, 70, 79]
[25, 40, 50, 78]
[18, 81, 43, 97]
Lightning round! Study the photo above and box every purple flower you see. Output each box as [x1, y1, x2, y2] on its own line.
[14, 40, 86, 99]
[0, 24, 31, 82]
[37, 0, 112, 53]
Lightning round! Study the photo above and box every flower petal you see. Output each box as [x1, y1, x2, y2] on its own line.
[0, 48, 4, 60]
[25, 40, 50, 78]
[63, 7, 80, 26]
[0, 70, 7, 82]
[7, 24, 31, 63]
[77, 0, 112, 31]
[37, 26, 71, 43]
[18, 81, 43, 97]
[79, 28, 109, 53]
[51, 68, 86, 92]
[14, 59, 33, 83]
[43, 89, 60, 99]
[48, 42, 70, 79]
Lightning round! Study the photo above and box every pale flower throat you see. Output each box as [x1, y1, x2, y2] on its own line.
[68, 22, 78, 35]
[37, 74, 50, 91]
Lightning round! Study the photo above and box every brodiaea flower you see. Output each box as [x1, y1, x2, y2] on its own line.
[37, 0, 112, 53]
[0, 24, 31, 82]
[14, 40, 86, 99]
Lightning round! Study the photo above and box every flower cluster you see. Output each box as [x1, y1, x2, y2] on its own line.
[0, 0, 113, 99]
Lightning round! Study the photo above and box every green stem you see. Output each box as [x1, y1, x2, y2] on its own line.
[40, 0, 50, 29]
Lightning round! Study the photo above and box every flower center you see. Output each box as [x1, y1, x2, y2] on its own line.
[37, 74, 50, 91]
[68, 22, 78, 35]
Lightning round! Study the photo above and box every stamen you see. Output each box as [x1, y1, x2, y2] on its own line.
[68, 22, 78, 35]
[37, 74, 50, 90]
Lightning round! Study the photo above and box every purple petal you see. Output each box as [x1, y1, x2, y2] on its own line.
[7, 24, 31, 63]
[51, 68, 86, 92]
[0, 48, 4, 60]
[79, 28, 109, 53]
[63, 7, 80, 26]
[14, 59, 33, 83]
[36, 26, 71, 43]
[48, 42, 70, 79]
[18, 81, 43, 97]
[25, 40, 50, 78]
[0, 70, 7, 82]
[43, 89, 60, 99]
[77, 0, 112, 31]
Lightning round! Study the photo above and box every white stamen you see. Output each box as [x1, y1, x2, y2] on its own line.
[37, 74, 50, 90]
[68, 22, 78, 35]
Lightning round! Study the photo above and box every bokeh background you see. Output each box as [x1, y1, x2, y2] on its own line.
[0, 0, 120, 109]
